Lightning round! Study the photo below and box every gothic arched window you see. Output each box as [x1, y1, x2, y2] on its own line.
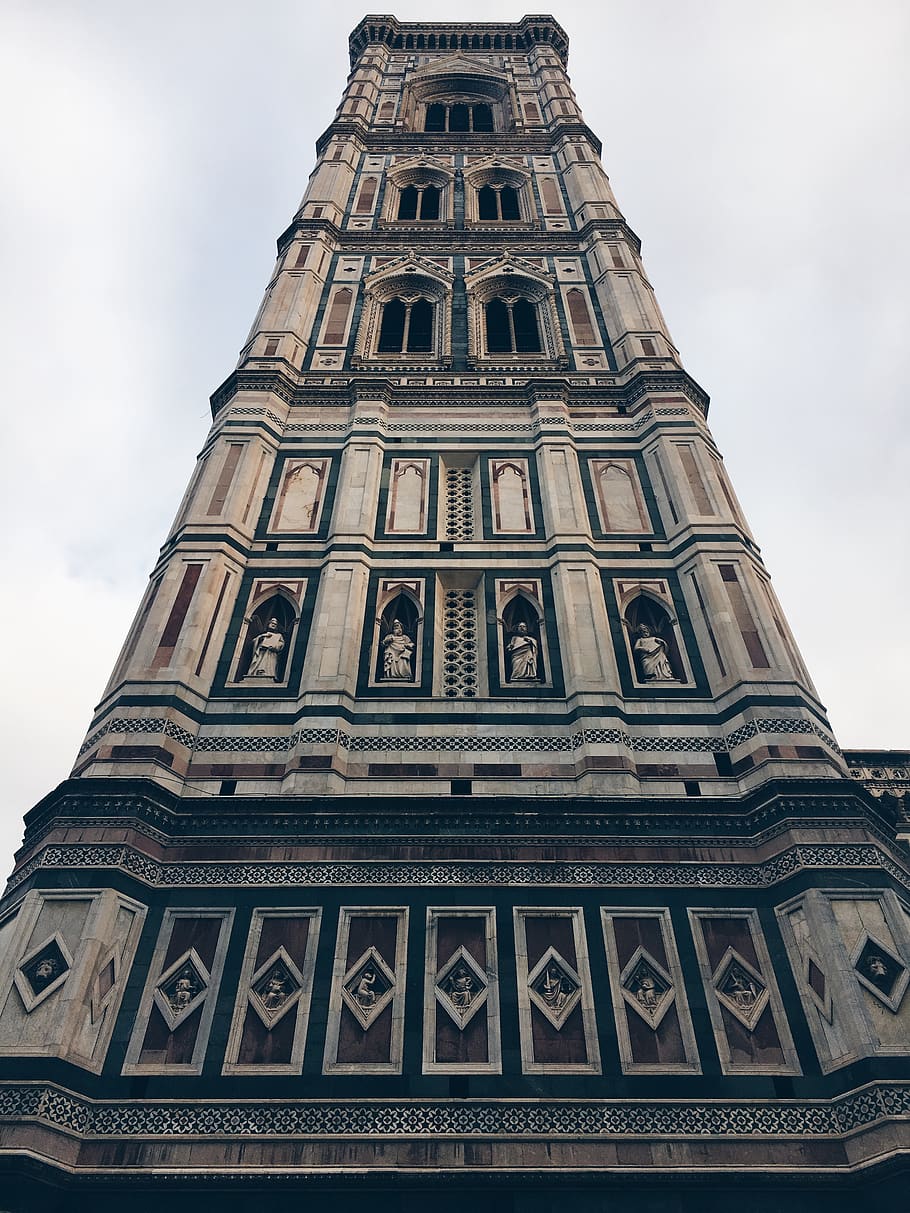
[377, 297, 434, 354]
[485, 297, 541, 354]
[423, 101, 498, 132]
[397, 184, 441, 221]
[477, 184, 520, 221]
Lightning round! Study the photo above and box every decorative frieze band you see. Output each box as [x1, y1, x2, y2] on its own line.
[0, 1080, 907, 1139]
[8, 841, 907, 893]
[78, 715, 840, 759]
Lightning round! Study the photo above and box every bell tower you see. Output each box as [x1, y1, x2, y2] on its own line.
[1, 15, 908, 1211]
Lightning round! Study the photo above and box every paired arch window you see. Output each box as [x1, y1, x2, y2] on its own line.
[477, 184, 520, 221]
[397, 184, 441, 221]
[377, 297, 434, 354]
[485, 297, 541, 354]
[425, 102, 494, 132]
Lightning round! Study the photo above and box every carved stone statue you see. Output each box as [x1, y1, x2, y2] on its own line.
[381, 619, 415, 680]
[633, 623, 677, 682]
[245, 618, 286, 680]
[506, 620, 538, 680]
[728, 970, 757, 1009]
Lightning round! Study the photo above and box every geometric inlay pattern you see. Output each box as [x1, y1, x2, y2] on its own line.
[620, 946, 675, 1029]
[441, 589, 478, 698]
[434, 945, 488, 1030]
[712, 948, 769, 1031]
[445, 466, 474, 539]
[852, 934, 909, 1014]
[527, 946, 582, 1029]
[5, 1081, 910, 1138]
[248, 946, 305, 1030]
[13, 933, 73, 1013]
[340, 946, 396, 1030]
[152, 948, 210, 1031]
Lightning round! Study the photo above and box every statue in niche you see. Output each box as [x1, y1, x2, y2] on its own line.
[633, 623, 677, 682]
[506, 620, 539, 681]
[244, 617, 286, 681]
[381, 619, 415, 681]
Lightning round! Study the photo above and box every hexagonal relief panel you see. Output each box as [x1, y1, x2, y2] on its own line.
[14, 933, 73, 1012]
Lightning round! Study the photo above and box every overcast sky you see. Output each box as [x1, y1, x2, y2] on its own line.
[1, 0, 907, 877]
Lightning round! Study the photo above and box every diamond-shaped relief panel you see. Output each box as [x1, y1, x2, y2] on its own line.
[712, 949, 769, 1031]
[853, 935, 909, 1013]
[249, 947, 304, 1029]
[435, 945, 489, 1029]
[527, 946, 582, 1029]
[14, 934, 73, 1013]
[341, 946, 396, 1030]
[620, 948, 675, 1028]
[804, 952, 833, 1024]
[153, 949, 210, 1031]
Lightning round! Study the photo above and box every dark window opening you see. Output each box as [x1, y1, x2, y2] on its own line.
[398, 184, 440, 221]
[420, 185, 440, 219]
[449, 103, 469, 131]
[398, 185, 418, 220]
[484, 296, 541, 354]
[377, 297, 435, 354]
[425, 103, 446, 132]
[476, 184, 520, 221]
[472, 103, 493, 131]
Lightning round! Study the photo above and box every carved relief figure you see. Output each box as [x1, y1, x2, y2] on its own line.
[32, 958, 60, 989]
[245, 618, 286, 680]
[448, 970, 475, 1008]
[633, 624, 677, 682]
[635, 974, 659, 1011]
[728, 970, 758, 1010]
[169, 971, 197, 1012]
[262, 968, 289, 1009]
[864, 953, 892, 992]
[506, 621, 538, 680]
[381, 619, 415, 680]
[353, 967, 377, 1007]
[541, 966, 568, 1013]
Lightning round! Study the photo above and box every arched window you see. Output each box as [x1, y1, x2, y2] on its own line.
[354, 176, 378, 213]
[397, 184, 440, 221]
[449, 103, 469, 131]
[377, 297, 434, 354]
[423, 102, 498, 132]
[485, 297, 541, 354]
[472, 103, 494, 131]
[476, 184, 520, 221]
[566, 288, 597, 345]
[425, 103, 446, 132]
[323, 286, 353, 345]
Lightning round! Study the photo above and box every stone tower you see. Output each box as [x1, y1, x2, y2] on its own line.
[1, 15, 908, 1211]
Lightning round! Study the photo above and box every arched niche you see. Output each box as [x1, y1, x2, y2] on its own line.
[374, 590, 422, 685]
[235, 593, 298, 683]
[500, 592, 544, 684]
[622, 594, 684, 684]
